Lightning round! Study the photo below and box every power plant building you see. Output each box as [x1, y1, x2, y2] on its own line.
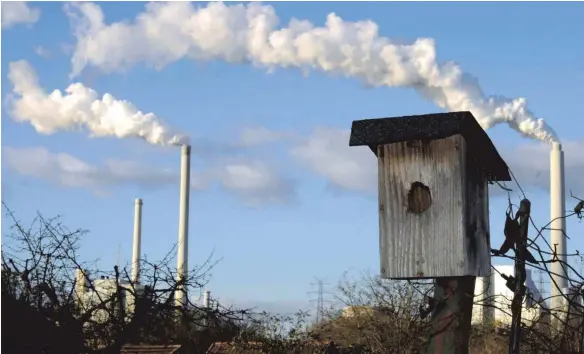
[472, 265, 546, 327]
[75, 271, 145, 324]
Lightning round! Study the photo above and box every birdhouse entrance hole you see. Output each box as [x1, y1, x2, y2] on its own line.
[407, 182, 432, 214]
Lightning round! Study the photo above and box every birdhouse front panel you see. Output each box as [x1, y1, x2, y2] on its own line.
[377, 134, 491, 279]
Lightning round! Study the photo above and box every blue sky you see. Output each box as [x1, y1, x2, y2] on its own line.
[2, 1, 583, 314]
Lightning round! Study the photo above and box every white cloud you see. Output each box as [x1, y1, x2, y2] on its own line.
[34, 46, 51, 59]
[3, 146, 295, 205]
[290, 128, 376, 193]
[1, 1, 40, 29]
[289, 127, 584, 198]
[2, 146, 187, 196]
[499, 141, 584, 197]
[209, 159, 296, 206]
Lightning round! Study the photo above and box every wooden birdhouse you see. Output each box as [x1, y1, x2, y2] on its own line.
[349, 111, 511, 279]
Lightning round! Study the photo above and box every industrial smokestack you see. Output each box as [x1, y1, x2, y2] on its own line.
[481, 270, 496, 325]
[75, 268, 87, 308]
[75, 269, 86, 294]
[202, 290, 211, 327]
[203, 290, 211, 327]
[176, 144, 191, 308]
[550, 142, 567, 315]
[131, 198, 143, 284]
[203, 290, 211, 308]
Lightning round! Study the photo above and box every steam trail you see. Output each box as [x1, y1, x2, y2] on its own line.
[66, 2, 558, 143]
[6, 60, 187, 146]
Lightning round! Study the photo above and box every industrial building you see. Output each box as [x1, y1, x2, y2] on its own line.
[74, 269, 212, 326]
[472, 265, 545, 327]
[470, 142, 571, 328]
[75, 270, 145, 324]
[73, 144, 208, 325]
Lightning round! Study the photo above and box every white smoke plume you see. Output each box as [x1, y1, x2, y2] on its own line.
[66, 2, 558, 142]
[6, 60, 187, 146]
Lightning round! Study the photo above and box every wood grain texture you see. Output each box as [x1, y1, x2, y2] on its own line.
[378, 135, 491, 279]
[461, 144, 491, 277]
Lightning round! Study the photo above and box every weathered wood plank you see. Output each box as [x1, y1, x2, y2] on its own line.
[461, 146, 491, 276]
[378, 135, 491, 279]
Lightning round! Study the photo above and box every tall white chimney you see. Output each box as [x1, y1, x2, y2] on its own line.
[203, 290, 211, 308]
[550, 142, 567, 315]
[202, 290, 211, 327]
[131, 198, 143, 284]
[481, 270, 496, 325]
[75, 268, 87, 307]
[176, 144, 191, 308]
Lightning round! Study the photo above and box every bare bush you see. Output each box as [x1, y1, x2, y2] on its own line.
[1, 203, 249, 353]
[2, 190, 582, 354]
[228, 190, 584, 354]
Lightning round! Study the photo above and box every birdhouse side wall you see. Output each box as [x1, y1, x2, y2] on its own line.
[378, 135, 475, 279]
[461, 142, 492, 276]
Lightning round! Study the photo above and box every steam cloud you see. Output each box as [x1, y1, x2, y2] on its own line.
[6, 60, 187, 146]
[67, 2, 558, 142]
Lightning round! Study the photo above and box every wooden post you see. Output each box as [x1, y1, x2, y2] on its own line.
[427, 277, 476, 354]
[508, 199, 530, 354]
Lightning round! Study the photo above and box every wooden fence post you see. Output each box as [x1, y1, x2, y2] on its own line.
[427, 277, 476, 354]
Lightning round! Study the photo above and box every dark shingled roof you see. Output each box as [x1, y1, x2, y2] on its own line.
[349, 111, 511, 181]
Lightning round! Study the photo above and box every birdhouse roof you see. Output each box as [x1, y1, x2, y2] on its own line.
[120, 344, 182, 354]
[349, 111, 511, 181]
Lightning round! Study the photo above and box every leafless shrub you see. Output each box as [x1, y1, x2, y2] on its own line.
[1, 203, 250, 353]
